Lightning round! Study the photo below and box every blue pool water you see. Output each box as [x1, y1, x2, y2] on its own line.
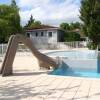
[49, 64, 100, 78]
[47, 50, 100, 78]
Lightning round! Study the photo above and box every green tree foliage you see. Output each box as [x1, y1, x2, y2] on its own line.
[60, 22, 81, 41]
[60, 23, 70, 30]
[24, 15, 41, 29]
[10, 0, 22, 33]
[11, 0, 17, 8]
[60, 22, 81, 31]
[80, 0, 91, 36]
[64, 32, 81, 42]
[80, 0, 100, 46]
[0, 0, 22, 43]
[70, 22, 81, 30]
[25, 15, 35, 27]
[30, 21, 41, 28]
[0, 18, 9, 43]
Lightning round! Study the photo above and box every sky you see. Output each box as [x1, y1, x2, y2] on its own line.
[0, 0, 81, 26]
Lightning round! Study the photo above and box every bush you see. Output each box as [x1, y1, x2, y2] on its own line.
[64, 32, 81, 42]
[87, 42, 97, 50]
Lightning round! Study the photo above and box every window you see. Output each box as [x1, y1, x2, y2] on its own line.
[27, 33, 30, 38]
[41, 32, 44, 36]
[35, 32, 38, 37]
[48, 32, 52, 37]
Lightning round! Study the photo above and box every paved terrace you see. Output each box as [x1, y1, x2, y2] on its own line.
[0, 52, 100, 100]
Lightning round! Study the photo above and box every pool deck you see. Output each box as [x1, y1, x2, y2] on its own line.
[0, 52, 100, 100]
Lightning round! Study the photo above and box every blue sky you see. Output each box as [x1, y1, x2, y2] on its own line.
[0, 0, 81, 26]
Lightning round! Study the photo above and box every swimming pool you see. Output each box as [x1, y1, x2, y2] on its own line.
[49, 64, 100, 78]
[46, 50, 100, 78]
[46, 50, 97, 59]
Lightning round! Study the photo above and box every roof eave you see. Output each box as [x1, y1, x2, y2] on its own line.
[26, 28, 59, 31]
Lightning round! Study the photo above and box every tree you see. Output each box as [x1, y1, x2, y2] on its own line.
[60, 23, 70, 30]
[11, 0, 17, 8]
[0, 5, 12, 42]
[60, 22, 81, 42]
[60, 23, 70, 41]
[24, 15, 41, 29]
[30, 21, 41, 28]
[80, 0, 100, 46]
[0, 0, 22, 43]
[64, 32, 81, 42]
[70, 22, 81, 30]
[60, 22, 81, 31]
[0, 19, 9, 43]
[10, 0, 21, 34]
[25, 15, 35, 27]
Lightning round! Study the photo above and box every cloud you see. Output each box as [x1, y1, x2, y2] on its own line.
[18, 0, 81, 26]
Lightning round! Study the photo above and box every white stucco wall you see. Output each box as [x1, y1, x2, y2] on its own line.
[47, 30, 57, 43]
[27, 29, 58, 44]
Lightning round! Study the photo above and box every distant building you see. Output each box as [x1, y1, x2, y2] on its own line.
[26, 25, 64, 44]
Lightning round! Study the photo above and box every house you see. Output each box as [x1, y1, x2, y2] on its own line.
[25, 25, 64, 44]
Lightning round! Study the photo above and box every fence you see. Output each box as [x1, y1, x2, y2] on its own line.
[0, 41, 88, 56]
[33, 41, 87, 50]
[0, 44, 8, 56]
[0, 44, 31, 56]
